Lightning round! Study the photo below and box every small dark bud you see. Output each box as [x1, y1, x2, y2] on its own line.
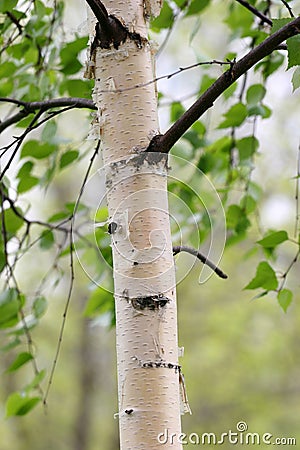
[108, 222, 117, 234]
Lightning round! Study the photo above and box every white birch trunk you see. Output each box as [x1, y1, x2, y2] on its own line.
[86, 1, 182, 448]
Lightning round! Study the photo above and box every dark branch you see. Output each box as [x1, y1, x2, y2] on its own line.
[173, 245, 228, 279]
[235, 0, 273, 26]
[85, 0, 108, 24]
[85, 0, 127, 50]
[148, 16, 300, 154]
[280, 0, 294, 18]
[0, 97, 96, 133]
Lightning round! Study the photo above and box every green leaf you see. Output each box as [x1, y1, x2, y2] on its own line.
[287, 35, 300, 69]
[7, 352, 33, 373]
[218, 103, 248, 128]
[48, 210, 71, 222]
[6, 392, 41, 417]
[240, 195, 257, 214]
[223, 82, 238, 100]
[1, 337, 21, 352]
[246, 84, 266, 105]
[17, 161, 39, 194]
[0, 78, 14, 96]
[42, 121, 57, 142]
[84, 286, 114, 317]
[271, 18, 300, 69]
[236, 136, 259, 160]
[173, 0, 187, 7]
[39, 230, 55, 250]
[0, 248, 5, 273]
[252, 290, 269, 300]
[199, 74, 216, 95]
[60, 150, 79, 169]
[0, 289, 20, 329]
[32, 296, 47, 318]
[0, 61, 17, 78]
[255, 52, 285, 79]
[21, 140, 57, 160]
[186, 0, 210, 15]
[60, 79, 92, 97]
[17, 176, 39, 194]
[197, 153, 215, 173]
[0, 207, 24, 239]
[244, 261, 278, 290]
[225, 3, 253, 36]
[24, 370, 46, 392]
[277, 289, 292, 313]
[0, 0, 18, 12]
[95, 206, 108, 223]
[271, 18, 292, 34]
[59, 36, 88, 75]
[226, 204, 250, 234]
[292, 66, 300, 92]
[151, 1, 174, 31]
[170, 102, 185, 122]
[257, 230, 288, 248]
[247, 104, 271, 118]
[17, 161, 34, 178]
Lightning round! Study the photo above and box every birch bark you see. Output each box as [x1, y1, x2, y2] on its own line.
[86, 1, 182, 448]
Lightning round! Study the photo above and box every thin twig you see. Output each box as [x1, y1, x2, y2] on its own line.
[280, 0, 294, 18]
[278, 249, 300, 292]
[173, 245, 228, 279]
[0, 187, 44, 399]
[0, 110, 43, 180]
[0, 187, 70, 233]
[235, 0, 273, 26]
[43, 221, 75, 408]
[43, 141, 100, 405]
[0, 97, 96, 133]
[94, 59, 233, 94]
[295, 142, 300, 238]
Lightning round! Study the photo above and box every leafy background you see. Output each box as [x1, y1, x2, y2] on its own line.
[0, 0, 300, 448]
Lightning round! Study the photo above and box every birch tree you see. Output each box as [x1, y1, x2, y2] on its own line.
[84, 0, 182, 447]
[1, 0, 300, 449]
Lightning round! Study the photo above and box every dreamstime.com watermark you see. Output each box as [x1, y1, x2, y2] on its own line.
[157, 421, 297, 446]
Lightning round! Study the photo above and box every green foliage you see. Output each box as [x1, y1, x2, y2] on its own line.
[257, 230, 288, 248]
[1, 0, 300, 423]
[272, 18, 300, 83]
[7, 352, 33, 373]
[245, 261, 278, 291]
[277, 289, 293, 313]
[0, 289, 22, 328]
[6, 392, 41, 417]
[151, 2, 174, 31]
[218, 103, 248, 128]
[21, 140, 57, 160]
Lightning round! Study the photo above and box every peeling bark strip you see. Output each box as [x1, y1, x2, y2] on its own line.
[86, 0, 182, 448]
